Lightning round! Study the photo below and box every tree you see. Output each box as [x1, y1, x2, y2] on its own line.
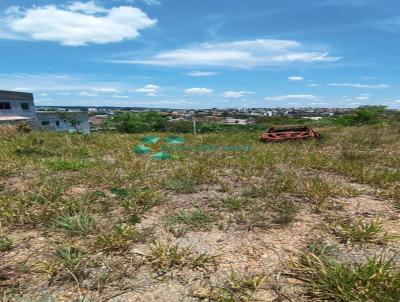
[56, 112, 82, 133]
[103, 112, 167, 133]
[331, 106, 386, 126]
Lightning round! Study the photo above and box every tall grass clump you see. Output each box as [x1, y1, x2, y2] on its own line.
[296, 252, 400, 302]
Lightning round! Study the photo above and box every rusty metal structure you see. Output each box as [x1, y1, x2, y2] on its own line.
[261, 125, 320, 142]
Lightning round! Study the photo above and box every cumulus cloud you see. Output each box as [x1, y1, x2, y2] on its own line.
[136, 84, 160, 96]
[328, 83, 390, 89]
[116, 39, 341, 68]
[0, 1, 156, 46]
[288, 76, 304, 81]
[265, 94, 318, 101]
[187, 71, 219, 77]
[223, 91, 255, 98]
[185, 88, 214, 94]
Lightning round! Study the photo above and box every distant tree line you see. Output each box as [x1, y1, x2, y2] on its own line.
[102, 106, 400, 134]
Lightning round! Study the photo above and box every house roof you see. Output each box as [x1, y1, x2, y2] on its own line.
[0, 90, 34, 101]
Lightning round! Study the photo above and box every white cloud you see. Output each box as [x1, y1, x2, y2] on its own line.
[265, 94, 318, 101]
[223, 91, 255, 98]
[328, 83, 390, 89]
[136, 84, 160, 96]
[66, 1, 107, 14]
[185, 88, 214, 95]
[187, 71, 219, 77]
[39, 93, 48, 96]
[288, 76, 304, 81]
[112, 95, 129, 98]
[92, 87, 119, 93]
[356, 93, 371, 100]
[139, 0, 161, 6]
[0, 2, 156, 46]
[116, 39, 341, 68]
[78, 91, 97, 96]
[309, 83, 320, 87]
[395, 100, 400, 103]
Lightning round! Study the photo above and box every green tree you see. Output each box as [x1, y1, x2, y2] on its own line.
[56, 112, 82, 133]
[103, 112, 167, 133]
[331, 106, 386, 126]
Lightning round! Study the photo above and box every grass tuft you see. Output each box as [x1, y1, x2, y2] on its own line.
[165, 209, 219, 236]
[97, 223, 136, 251]
[334, 218, 390, 244]
[54, 212, 95, 235]
[296, 252, 400, 302]
[0, 236, 12, 252]
[197, 271, 266, 302]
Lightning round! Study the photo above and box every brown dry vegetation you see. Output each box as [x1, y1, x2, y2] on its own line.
[1, 125, 400, 301]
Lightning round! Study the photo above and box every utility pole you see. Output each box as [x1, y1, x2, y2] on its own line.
[193, 116, 197, 134]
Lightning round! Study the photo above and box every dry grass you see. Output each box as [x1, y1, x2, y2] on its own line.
[1, 126, 400, 301]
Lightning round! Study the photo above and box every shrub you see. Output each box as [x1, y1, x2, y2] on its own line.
[103, 112, 167, 133]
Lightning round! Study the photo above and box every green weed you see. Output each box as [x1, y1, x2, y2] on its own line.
[334, 218, 389, 244]
[198, 271, 266, 302]
[54, 212, 95, 235]
[47, 159, 93, 171]
[165, 209, 219, 236]
[97, 223, 136, 251]
[296, 252, 400, 302]
[0, 236, 12, 252]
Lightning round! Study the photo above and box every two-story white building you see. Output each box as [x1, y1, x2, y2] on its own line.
[0, 90, 90, 134]
[0, 90, 38, 125]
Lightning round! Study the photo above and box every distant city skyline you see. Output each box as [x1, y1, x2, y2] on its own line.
[0, 0, 399, 109]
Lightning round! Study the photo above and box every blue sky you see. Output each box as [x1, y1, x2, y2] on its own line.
[0, 0, 399, 109]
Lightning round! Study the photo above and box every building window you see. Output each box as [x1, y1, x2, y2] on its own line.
[0, 102, 11, 110]
[21, 103, 30, 110]
[41, 121, 50, 126]
[55, 120, 60, 127]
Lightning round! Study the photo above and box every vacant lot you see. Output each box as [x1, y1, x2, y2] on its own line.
[1, 126, 400, 301]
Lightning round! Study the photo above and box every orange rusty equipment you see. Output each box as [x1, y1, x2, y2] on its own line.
[261, 125, 320, 143]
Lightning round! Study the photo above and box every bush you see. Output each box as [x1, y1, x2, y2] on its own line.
[103, 112, 167, 133]
[329, 106, 386, 126]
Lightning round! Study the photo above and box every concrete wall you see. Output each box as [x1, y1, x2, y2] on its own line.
[0, 99, 37, 120]
[37, 111, 91, 134]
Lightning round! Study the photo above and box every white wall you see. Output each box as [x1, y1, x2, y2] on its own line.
[37, 112, 91, 134]
[0, 99, 37, 120]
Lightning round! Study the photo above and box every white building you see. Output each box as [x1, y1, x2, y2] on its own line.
[0, 90, 38, 125]
[0, 90, 90, 134]
[37, 111, 90, 134]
